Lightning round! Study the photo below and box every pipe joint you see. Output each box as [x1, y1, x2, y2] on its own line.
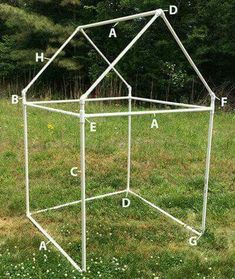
[158, 9, 165, 17]
[80, 94, 87, 102]
[22, 89, 27, 98]
[209, 91, 216, 100]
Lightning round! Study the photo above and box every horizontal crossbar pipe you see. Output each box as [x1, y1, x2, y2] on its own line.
[129, 191, 201, 236]
[131, 97, 207, 109]
[26, 103, 80, 118]
[31, 190, 127, 215]
[28, 96, 129, 105]
[86, 96, 130, 102]
[85, 107, 212, 118]
[80, 9, 162, 29]
[28, 215, 82, 272]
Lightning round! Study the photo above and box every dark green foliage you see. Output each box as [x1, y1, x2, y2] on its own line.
[0, 0, 234, 101]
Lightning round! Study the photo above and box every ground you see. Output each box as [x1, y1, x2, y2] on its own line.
[0, 99, 234, 278]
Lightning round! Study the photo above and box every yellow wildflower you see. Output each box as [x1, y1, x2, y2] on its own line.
[47, 123, 54, 130]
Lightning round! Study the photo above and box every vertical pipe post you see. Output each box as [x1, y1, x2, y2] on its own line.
[22, 92, 30, 217]
[201, 97, 215, 233]
[127, 87, 132, 194]
[80, 99, 86, 271]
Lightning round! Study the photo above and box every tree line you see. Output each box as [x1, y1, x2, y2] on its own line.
[0, 0, 234, 103]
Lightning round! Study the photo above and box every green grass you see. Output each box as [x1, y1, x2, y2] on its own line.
[0, 99, 234, 278]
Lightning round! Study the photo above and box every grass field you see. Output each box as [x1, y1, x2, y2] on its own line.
[0, 99, 234, 278]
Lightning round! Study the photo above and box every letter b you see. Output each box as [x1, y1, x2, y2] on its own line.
[12, 95, 19, 104]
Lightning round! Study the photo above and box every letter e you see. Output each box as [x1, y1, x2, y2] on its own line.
[90, 122, 97, 132]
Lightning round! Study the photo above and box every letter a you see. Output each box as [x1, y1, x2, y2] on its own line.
[39, 241, 47, 251]
[109, 28, 117, 38]
[151, 119, 159, 129]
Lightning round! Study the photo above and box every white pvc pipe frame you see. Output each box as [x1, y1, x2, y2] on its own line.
[22, 9, 215, 273]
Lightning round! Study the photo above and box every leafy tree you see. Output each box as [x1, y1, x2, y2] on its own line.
[0, 0, 234, 101]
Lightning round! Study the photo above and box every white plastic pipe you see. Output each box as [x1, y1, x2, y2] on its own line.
[26, 102, 80, 118]
[31, 190, 127, 215]
[130, 191, 201, 236]
[28, 215, 82, 272]
[22, 27, 80, 96]
[132, 96, 207, 108]
[22, 10, 163, 97]
[81, 29, 131, 89]
[85, 107, 211, 118]
[80, 10, 161, 100]
[23, 96, 30, 216]
[160, 13, 215, 98]
[127, 88, 132, 192]
[201, 99, 215, 232]
[80, 10, 162, 29]
[80, 100, 86, 272]
[27, 96, 129, 105]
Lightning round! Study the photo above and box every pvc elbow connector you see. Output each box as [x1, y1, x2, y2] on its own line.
[209, 91, 216, 99]
[22, 89, 27, 98]
[80, 94, 86, 102]
[157, 9, 165, 17]
[127, 85, 132, 91]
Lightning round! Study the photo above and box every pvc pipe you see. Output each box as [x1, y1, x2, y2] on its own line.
[23, 96, 30, 216]
[80, 10, 161, 101]
[80, 100, 86, 272]
[81, 29, 131, 89]
[22, 27, 80, 96]
[31, 190, 127, 215]
[26, 103, 80, 118]
[28, 215, 82, 272]
[21, 9, 161, 97]
[161, 13, 215, 98]
[127, 88, 132, 192]
[131, 96, 207, 108]
[80, 10, 162, 29]
[85, 107, 212, 118]
[130, 191, 201, 236]
[201, 99, 215, 232]
[85, 96, 129, 102]
[28, 96, 129, 105]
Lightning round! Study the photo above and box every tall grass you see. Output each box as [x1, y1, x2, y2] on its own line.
[0, 99, 234, 278]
